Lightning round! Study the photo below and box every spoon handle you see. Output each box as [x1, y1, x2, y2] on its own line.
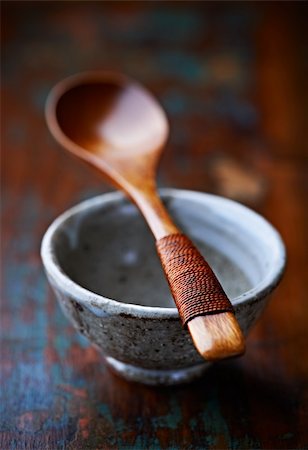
[156, 233, 245, 360]
[131, 187, 245, 361]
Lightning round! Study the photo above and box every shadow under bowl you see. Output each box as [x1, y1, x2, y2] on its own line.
[41, 189, 286, 385]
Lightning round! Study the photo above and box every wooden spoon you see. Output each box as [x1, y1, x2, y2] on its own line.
[45, 71, 245, 361]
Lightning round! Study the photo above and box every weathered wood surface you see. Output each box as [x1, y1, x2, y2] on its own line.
[1, 2, 307, 449]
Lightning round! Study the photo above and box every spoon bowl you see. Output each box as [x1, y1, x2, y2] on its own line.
[47, 72, 168, 175]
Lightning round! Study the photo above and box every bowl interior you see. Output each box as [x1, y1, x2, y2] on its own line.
[51, 191, 278, 308]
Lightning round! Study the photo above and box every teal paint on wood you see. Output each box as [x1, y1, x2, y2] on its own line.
[152, 398, 182, 431]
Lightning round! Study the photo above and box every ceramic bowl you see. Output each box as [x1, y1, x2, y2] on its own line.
[41, 189, 286, 385]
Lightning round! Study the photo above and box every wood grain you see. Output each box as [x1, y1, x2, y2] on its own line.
[1, 2, 307, 449]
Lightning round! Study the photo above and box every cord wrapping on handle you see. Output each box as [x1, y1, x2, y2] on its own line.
[156, 233, 234, 327]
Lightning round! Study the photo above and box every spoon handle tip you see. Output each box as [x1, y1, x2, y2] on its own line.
[187, 312, 245, 361]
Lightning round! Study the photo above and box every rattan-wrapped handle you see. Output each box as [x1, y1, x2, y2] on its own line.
[157, 233, 245, 360]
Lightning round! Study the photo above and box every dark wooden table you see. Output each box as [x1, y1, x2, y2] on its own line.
[1, 2, 307, 449]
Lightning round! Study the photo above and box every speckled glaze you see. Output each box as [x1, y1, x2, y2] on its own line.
[41, 189, 286, 385]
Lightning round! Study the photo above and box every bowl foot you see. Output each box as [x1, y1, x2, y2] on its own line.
[106, 356, 210, 386]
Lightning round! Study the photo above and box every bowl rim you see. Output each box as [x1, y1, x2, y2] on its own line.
[41, 188, 286, 319]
